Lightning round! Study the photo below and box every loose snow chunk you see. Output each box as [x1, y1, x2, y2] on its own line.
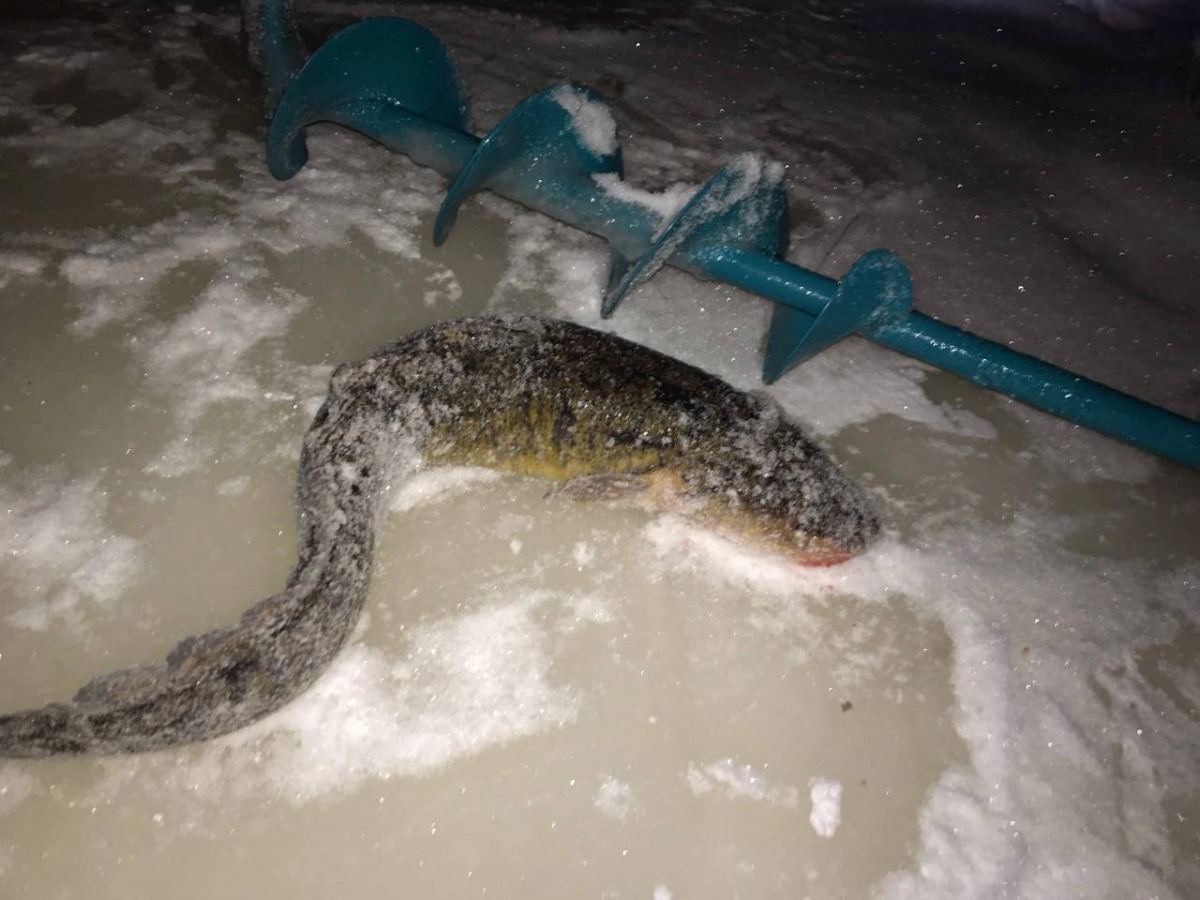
[593, 173, 697, 223]
[551, 84, 619, 157]
[809, 778, 843, 838]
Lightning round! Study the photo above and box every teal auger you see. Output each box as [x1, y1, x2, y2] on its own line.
[242, 1, 1199, 470]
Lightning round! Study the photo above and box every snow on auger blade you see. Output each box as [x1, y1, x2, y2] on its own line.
[244, 0, 1199, 470]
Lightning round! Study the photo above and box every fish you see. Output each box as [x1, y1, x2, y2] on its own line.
[0, 315, 879, 757]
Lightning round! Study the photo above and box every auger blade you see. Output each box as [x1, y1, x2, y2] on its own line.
[245, 8, 1198, 468]
[434, 85, 623, 246]
[606, 250, 633, 300]
[762, 249, 913, 383]
[603, 152, 788, 318]
[266, 18, 468, 180]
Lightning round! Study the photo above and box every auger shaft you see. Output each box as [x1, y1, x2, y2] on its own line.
[704, 251, 1199, 465]
[347, 109, 1200, 465]
[248, 3, 1199, 470]
[281, 110, 662, 260]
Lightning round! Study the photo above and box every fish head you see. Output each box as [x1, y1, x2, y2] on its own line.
[696, 482, 880, 566]
[675, 429, 880, 567]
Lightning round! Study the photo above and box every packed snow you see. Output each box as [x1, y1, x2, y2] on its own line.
[0, 0, 1196, 898]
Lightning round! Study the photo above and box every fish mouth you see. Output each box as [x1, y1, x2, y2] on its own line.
[692, 506, 874, 568]
[791, 537, 860, 567]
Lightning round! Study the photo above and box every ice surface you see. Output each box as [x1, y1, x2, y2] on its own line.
[0, 765, 37, 816]
[1, 0, 1198, 898]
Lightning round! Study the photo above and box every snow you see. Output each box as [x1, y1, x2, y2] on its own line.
[809, 778, 843, 838]
[0, 0, 1197, 898]
[686, 759, 801, 809]
[388, 466, 504, 513]
[595, 775, 636, 820]
[593, 172, 696, 223]
[550, 84, 619, 157]
[161, 597, 578, 804]
[1, 471, 142, 632]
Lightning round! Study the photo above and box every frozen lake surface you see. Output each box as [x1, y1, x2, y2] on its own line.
[0, 0, 1197, 897]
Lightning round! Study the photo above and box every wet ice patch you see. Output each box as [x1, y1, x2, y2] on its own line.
[494, 512, 534, 541]
[809, 778, 843, 838]
[0, 765, 39, 817]
[686, 758, 800, 809]
[0, 470, 141, 631]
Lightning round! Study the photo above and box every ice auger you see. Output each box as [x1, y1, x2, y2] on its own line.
[242, 0, 1199, 469]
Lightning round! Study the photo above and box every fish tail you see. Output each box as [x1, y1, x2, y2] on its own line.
[0, 385, 395, 759]
[0, 704, 100, 758]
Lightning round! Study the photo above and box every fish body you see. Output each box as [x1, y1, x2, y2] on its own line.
[0, 316, 878, 757]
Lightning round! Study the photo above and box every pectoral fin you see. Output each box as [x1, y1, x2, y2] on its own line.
[550, 472, 654, 502]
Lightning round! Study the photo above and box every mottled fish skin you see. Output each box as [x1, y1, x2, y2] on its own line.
[0, 316, 879, 758]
